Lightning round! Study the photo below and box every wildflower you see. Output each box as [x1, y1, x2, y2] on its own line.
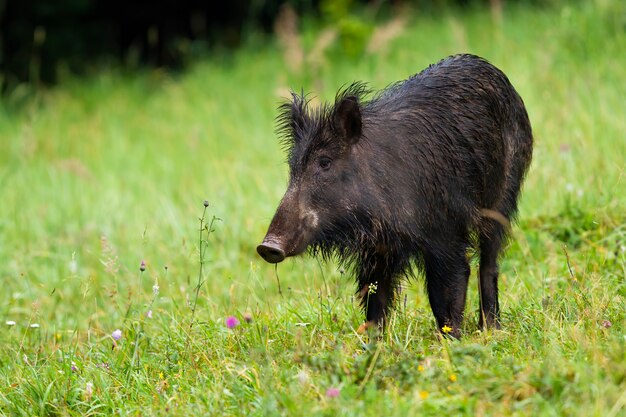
[203, 200, 209, 208]
[112, 329, 122, 340]
[296, 369, 309, 384]
[368, 282, 378, 295]
[146, 310, 153, 319]
[6, 321, 16, 326]
[85, 382, 93, 401]
[243, 312, 253, 323]
[417, 365, 425, 372]
[326, 387, 340, 398]
[441, 325, 453, 334]
[152, 283, 159, 296]
[140, 260, 146, 272]
[602, 320, 612, 329]
[419, 390, 429, 400]
[225, 316, 240, 329]
[156, 379, 169, 394]
[69, 258, 78, 274]
[71, 362, 78, 373]
[30, 323, 40, 329]
[449, 374, 457, 382]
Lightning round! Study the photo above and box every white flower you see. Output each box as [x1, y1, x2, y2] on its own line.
[69, 257, 78, 274]
[296, 369, 309, 384]
[85, 382, 93, 400]
[6, 321, 16, 326]
[30, 323, 40, 328]
[152, 284, 160, 296]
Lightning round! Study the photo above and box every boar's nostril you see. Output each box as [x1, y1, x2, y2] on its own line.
[257, 242, 286, 263]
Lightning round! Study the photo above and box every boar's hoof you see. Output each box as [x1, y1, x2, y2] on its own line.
[257, 242, 286, 263]
[357, 321, 377, 334]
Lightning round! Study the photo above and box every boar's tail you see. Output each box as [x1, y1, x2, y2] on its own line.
[479, 208, 511, 231]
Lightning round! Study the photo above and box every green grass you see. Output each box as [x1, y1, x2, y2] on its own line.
[1, 1, 625, 415]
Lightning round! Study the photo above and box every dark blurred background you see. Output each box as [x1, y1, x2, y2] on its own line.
[0, 0, 553, 89]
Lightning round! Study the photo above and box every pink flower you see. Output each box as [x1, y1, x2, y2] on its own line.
[112, 329, 122, 340]
[326, 387, 340, 398]
[225, 316, 240, 329]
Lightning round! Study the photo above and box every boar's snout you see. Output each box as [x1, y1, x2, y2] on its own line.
[257, 239, 286, 263]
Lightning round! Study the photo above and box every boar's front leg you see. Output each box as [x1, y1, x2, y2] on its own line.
[423, 242, 470, 338]
[356, 252, 400, 328]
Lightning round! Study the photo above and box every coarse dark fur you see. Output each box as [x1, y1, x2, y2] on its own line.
[257, 54, 533, 338]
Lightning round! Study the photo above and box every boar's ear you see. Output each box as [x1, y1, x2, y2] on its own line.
[333, 96, 362, 145]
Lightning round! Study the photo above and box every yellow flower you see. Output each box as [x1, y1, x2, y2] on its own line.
[419, 391, 429, 400]
[449, 374, 457, 382]
[417, 365, 425, 372]
[442, 325, 453, 334]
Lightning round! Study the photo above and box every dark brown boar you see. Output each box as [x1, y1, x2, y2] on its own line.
[257, 54, 533, 338]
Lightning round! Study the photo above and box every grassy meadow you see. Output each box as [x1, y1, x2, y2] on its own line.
[1, 1, 625, 415]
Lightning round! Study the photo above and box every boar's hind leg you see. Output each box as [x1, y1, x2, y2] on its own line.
[423, 244, 470, 338]
[478, 223, 505, 330]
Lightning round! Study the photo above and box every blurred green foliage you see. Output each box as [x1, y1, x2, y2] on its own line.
[321, 0, 372, 58]
[0, 0, 590, 90]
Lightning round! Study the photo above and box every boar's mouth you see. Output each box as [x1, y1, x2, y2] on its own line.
[257, 190, 320, 263]
[258, 180, 328, 263]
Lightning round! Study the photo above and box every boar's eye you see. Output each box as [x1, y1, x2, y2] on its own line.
[318, 156, 332, 171]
